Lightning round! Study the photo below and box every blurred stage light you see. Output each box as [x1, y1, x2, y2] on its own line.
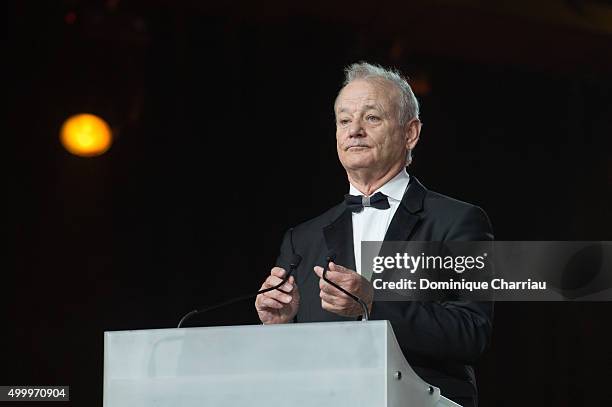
[410, 76, 431, 97]
[60, 113, 113, 157]
[64, 11, 77, 25]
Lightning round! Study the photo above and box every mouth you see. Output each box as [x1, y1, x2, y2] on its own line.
[346, 145, 369, 151]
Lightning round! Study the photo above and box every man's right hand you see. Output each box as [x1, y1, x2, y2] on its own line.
[255, 267, 300, 324]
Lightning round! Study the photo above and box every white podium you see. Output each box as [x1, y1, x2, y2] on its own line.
[104, 320, 460, 407]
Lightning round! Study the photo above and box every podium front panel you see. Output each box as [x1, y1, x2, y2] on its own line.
[105, 322, 388, 407]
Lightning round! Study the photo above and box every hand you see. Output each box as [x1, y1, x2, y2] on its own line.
[313, 262, 373, 317]
[255, 267, 300, 324]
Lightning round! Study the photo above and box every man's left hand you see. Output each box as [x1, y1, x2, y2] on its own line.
[313, 262, 373, 317]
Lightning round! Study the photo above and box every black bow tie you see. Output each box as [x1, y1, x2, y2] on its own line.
[344, 192, 390, 213]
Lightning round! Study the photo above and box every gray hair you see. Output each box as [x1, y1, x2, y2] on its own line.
[337, 61, 420, 165]
[340, 61, 420, 124]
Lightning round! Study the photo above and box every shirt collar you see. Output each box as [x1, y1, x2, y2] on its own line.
[348, 168, 410, 202]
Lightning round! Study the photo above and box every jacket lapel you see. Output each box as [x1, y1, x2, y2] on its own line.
[322, 207, 356, 272]
[383, 175, 426, 242]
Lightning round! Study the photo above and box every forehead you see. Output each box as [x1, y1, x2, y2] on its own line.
[335, 79, 395, 112]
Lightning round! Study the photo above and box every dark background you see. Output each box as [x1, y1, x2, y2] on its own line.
[6, 0, 612, 405]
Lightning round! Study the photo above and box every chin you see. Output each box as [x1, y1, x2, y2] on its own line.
[341, 157, 375, 171]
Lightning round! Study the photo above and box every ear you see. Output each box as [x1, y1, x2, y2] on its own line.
[404, 118, 421, 150]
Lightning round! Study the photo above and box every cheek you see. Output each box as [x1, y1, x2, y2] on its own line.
[336, 130, 353, 153]
[369, 131, 388, 150]
[336, 134, 347, 160]
[381, 131, 403, 150]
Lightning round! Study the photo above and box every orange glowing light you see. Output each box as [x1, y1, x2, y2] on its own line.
[60, 113, 113, 157]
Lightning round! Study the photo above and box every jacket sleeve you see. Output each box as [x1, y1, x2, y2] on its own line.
[369, 205, 494, 365]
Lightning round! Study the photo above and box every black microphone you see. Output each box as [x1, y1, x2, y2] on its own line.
[323, 250, 370, 321]
[177, 254, 302, 328]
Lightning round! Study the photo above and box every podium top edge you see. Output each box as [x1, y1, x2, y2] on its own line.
[104, 320, 391, 336]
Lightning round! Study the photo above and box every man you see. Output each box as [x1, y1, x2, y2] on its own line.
[255, 62, 493, 407]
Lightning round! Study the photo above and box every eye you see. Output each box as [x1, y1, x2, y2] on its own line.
[338, 118, 351, 126]
[366, 115, 381, 123]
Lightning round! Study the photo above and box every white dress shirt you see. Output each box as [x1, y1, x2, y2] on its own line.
[350, 168, 410, 275]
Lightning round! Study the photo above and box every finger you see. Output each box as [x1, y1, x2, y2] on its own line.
[257, 295, 285, 310]
[321, 298, 340, 313]
[271, 267, 287, 278]
[288, 276, 297, 291]
[263, 289, 293, 304]
[320, 269, 347, 284]
[314, 265, 343, 284]
[271, 275, 293, 292]
[262, 275, 293, 292]
[329, 262, 353, 273]
[320, 290, 348, 306]
[319, 280, 355, 298]
[254, 294, 266, 309]
[318, 269, 352, 289]
[320, 279, 340, 295]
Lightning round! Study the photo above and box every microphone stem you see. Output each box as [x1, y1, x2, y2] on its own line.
[322, 259, 370, 321]
[177, 266, 296, 328]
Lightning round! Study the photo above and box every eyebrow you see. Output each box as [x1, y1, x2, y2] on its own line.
[337, 104, 382, 114]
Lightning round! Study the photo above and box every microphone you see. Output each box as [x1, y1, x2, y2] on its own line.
[177, 254, 302, 328]
[323, 250, 370, 321]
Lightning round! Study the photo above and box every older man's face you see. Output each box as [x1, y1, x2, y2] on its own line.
[335, 79, 408, 173]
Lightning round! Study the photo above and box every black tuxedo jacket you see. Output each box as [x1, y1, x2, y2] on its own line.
[275, 176, 494, 407]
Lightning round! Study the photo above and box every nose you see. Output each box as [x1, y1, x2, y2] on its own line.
[348, 119, 365, 137]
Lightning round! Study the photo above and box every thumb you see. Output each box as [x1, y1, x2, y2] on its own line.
[313, 266, 324, 278]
